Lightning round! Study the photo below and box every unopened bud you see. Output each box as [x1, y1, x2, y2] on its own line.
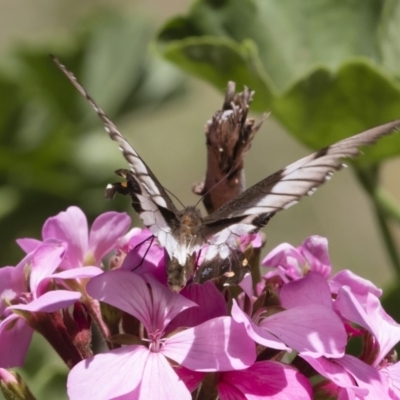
[0, 368, 36, 400]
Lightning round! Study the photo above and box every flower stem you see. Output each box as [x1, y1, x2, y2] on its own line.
[84, 297, 111, 343]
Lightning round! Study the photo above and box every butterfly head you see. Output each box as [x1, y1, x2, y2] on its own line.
[178, 206, 203, 236]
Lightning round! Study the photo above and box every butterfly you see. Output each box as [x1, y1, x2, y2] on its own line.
[52, 55, 400, 292]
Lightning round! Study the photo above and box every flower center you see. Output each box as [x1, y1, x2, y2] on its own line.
[147, 329, 165, 352]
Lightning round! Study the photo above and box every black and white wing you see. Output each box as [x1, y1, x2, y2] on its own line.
[201, 120, 400, 261]
[51, 56, 181, 254]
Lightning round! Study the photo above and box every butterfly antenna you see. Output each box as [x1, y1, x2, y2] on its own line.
[194, 166, 234, 208]
[164, 187, 185, 208]
[129, 235, 155, 271]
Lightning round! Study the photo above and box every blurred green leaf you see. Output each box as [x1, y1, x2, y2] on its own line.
[160, 36, 274, 109]
[378, 0, 400, 79]
[156, 0, 400, 159]
[79, 12, 154, 119]
[0, 9, 186, 266]
[272, 60, 400, 164]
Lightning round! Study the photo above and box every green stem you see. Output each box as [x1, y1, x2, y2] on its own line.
[375, 188, 400, 223]
[356, 166, 400, 279]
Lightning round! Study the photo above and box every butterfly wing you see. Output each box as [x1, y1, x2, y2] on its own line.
[51, 56, 181, 253]
[51, 56, 177, 213]
[201, 120, 400, 260]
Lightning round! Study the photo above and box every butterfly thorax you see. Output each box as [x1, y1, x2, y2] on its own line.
[173, 206, 205, 260]
[177, 206, 204, 243]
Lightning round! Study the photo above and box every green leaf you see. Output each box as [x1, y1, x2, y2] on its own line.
[378, 0, 400, 79]
[80, 12, 153, 119]
[0, 77, 21, 139]
[271, 60, 400, 163]
[160, 36, 274, 109]
[157, 0, 385, 92]
[0, 9, 186, 268]
[156, 0, 400, 161]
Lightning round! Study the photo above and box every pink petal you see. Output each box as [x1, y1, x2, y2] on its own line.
[336, 355, 390, 399]
[220, 361, 312, 399]
[42, 206, 88, 269]
[239, 233, 262, 251]
[68, 346, 147, 400]
[382, 362, 400, 398]
[330, 270, 382, 298]
[68, 346, 191, 400]
[238, 273, 254, 301]
[260, 305, 346, 357]
[134, 351, 191, 400]
[173, 366, 204, 392]
[115, 227, 142, 252]
[51, 266, 103, 280]
[301, 356, 359, 390]
[219, 381, 247, 400]
[163, 316, 256, 371]
[29, 242, 66, 297]
[335, 288, 400, 366]
[261, 243, 304, 280]
[16, 238, 41, 254]
[167, 282, 227, 333]
[231, 301, 290, 351]
[280, 272, 332, 309]
[0, 267, 26, 315]
[10, 290, 81, 313]
[89, 212, 131, 263]
[0, 314, 33, 368]
[299, 235, 331, 278]
[87, 270, 196, 332]
[121, 239, 166, 285]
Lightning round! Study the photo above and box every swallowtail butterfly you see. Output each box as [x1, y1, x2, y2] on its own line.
[52, 56, 400, 292]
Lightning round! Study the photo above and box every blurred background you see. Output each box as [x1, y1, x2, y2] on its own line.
[0, 1, 399, 398]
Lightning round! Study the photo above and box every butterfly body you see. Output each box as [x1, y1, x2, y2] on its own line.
[52, 56, 400, 292]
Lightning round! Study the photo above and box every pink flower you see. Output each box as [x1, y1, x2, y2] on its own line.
[297, 269, 400, 398]
[233, 272, 347, 357]
[335, 285, 400, 367]
[262, 235, 331, 281]
[0, 242, 81, 368]
[302, 355, 391, 399]
[67, 270, 256, 400]
[17, 206, 131, 270]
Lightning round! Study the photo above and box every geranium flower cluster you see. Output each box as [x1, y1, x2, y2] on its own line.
[1, 206, 400, 399]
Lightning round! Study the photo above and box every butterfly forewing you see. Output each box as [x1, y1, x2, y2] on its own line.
[50, 56, 177, 215]
[203, 120, 400, 227]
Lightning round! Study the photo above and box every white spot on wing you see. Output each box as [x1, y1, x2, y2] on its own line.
[283, 200, 299, 209]
[307, 188, 317, 196]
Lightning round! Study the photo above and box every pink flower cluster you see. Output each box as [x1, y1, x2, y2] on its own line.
[1, 207, 400, 399]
